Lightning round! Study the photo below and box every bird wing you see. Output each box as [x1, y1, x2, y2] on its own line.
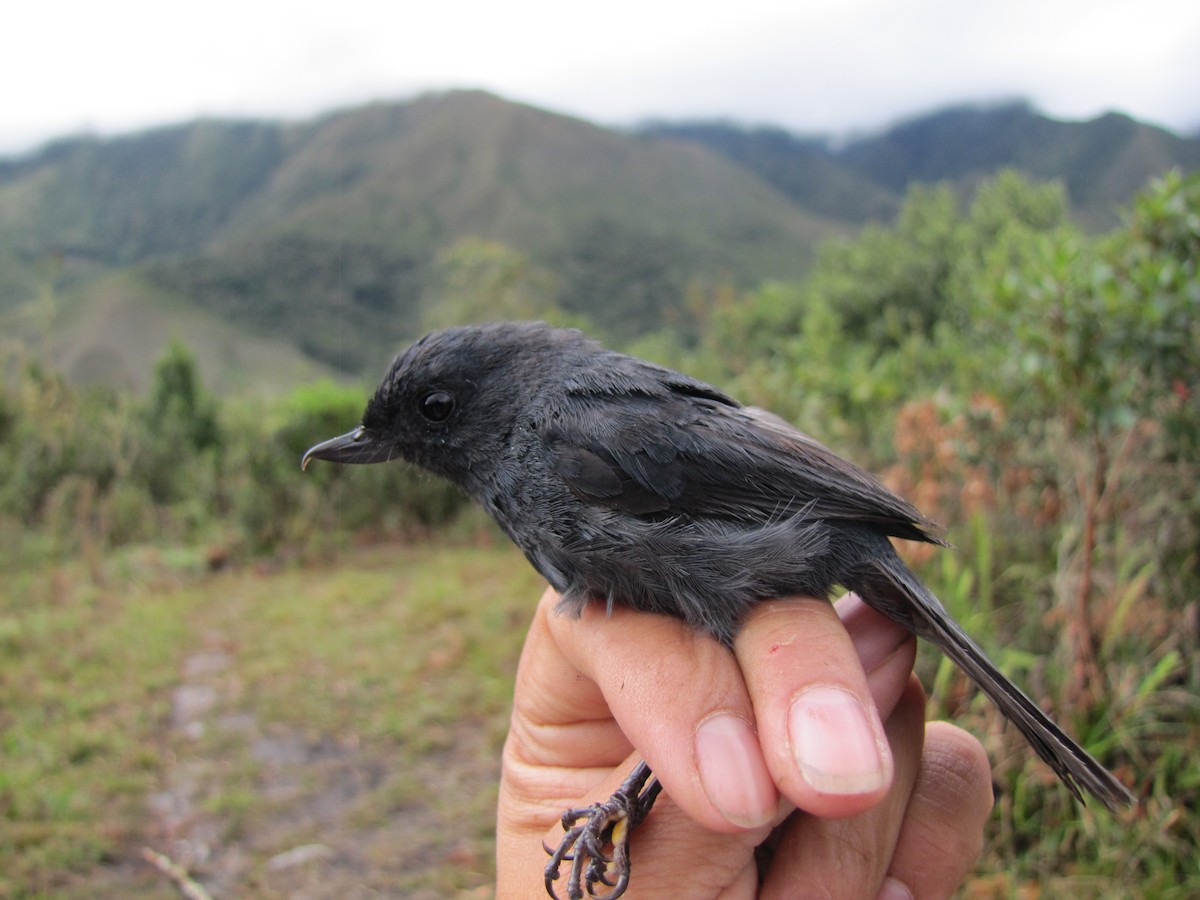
[538, 359, 942, 544]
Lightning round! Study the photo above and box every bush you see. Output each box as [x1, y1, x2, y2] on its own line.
[227, 380, 466, 554]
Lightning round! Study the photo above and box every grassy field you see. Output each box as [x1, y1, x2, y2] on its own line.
[0, 538, 542, 899]
[1, 534, 1195, 899]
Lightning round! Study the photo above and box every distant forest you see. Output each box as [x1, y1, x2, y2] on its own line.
[2, 91, 1198, 389]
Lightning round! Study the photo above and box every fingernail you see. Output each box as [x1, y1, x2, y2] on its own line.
[789, 685, 888, 795]
[695, 713, 777, 828]
[877, 877, 914, 900]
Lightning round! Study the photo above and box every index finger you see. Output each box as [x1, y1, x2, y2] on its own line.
[734, 594, 916, 818]
[507, 587, 778, 835]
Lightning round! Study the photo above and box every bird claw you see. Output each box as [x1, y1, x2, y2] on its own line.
[543, 760, 662, 900]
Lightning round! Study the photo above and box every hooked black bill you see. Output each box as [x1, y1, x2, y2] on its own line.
[301, 427, 394, 469]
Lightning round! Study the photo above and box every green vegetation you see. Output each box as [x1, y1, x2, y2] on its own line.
[677, 168, 1200, 895]
[5, 91, 1198, 385]
[0, 541, 540, 898]
[1, 168, 1197, 896]
[0, 91, 826, 378]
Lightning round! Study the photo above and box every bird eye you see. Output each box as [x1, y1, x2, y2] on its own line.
[419, 390, 455, 422]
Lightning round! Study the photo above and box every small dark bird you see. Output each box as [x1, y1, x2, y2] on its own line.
[303, 321, 1132, 899]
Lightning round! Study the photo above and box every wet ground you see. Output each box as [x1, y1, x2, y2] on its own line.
[134, 634, 498, 898]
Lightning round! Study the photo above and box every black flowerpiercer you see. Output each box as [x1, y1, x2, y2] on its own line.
[303, 321, 1133, 900]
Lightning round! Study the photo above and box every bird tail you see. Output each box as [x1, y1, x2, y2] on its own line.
[846, 546, 1133, 812]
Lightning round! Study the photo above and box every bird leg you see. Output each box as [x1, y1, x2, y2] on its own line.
[543, 759, 662, 900]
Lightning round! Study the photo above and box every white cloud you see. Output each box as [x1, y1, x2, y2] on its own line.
[3, 0, 1197, 154]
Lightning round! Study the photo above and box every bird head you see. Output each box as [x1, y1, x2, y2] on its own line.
[301, 321, 590, 488]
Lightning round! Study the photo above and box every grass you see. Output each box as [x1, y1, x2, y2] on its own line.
[0, 538, 541, 899]
[918, 524, 1200, 899]
[1, 533, 1196, 898]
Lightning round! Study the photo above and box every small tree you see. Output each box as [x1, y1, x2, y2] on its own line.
[135, 339, 222, 505]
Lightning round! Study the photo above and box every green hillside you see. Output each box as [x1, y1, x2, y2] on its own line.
[1, 268, 334, 394]
[0, 92, 834, 383]
[167, 92, 832, 363]
[1, 91, 1196, 392]
[643, 102, 1200, 231]
[637, 121, 902, 225]
[840, 103, 1200, 228]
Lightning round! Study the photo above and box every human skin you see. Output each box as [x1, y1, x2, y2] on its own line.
[496, 589, 995, 899]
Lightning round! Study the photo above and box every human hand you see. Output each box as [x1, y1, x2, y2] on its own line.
[496, 588, 994, 899]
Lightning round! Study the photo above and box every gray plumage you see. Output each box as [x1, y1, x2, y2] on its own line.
[303, 320, 1132, 813]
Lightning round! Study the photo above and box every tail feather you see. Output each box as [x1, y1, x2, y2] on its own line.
[848, 548, 1133, 812]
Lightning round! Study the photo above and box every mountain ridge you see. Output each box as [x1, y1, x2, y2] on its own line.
[639, 100, 1200, 230]
[1, 90, 1196, 391]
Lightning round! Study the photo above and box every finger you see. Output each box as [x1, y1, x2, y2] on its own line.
[879, 722, 994, 900]
[500, 587, 634, 839]
[759, 676, 927, 900]
[505, 588, 916, 842]
[507, 588, 630, 765]
[835, 593, 920, 716]
[497, 590, 652, 897]
[539, 589, 780, 834]
[734, 593, 916, 818]
[523, 750, 765, 900]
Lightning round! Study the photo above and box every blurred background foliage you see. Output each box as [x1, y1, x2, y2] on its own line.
[1, 168, 1197, 895]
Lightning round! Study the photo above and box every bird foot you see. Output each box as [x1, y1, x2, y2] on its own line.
[543, 760, 662, 900]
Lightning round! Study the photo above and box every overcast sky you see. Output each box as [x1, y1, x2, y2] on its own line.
[5, 0, 1198, 156]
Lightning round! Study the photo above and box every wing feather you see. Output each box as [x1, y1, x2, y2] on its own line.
[539, 357, 942, 544]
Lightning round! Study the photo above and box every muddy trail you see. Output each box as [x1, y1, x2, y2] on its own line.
[125, 630, 498, 899]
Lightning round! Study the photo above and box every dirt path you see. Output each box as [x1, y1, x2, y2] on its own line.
[140, 629, 498, 899]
